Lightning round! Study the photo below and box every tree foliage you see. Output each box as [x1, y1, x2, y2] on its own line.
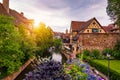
[53, 38, 62, 52]
[0, 15, 24, 74]
[18, 23, 36, 62]
[106, 0, 120, 26]
[112, 38, 120, 59]
[34, 23, 54, 55]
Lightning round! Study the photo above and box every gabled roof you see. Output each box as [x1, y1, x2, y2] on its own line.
[71, 17, 106, 32]
[81, 17, 106, 32]
[70, 21, 85, 31]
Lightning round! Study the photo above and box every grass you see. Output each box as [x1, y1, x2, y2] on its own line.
[93, 60, 120, 74]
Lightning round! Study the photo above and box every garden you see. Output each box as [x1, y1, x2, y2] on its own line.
[78, 45, 120, 80]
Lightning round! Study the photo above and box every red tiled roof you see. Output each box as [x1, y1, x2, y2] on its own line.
[9, 9, 29, 26]
[71, 17, 106, 33]
[0, 3, 30, 27]
[103, 26, 111, 32]
[81, 18, 95, 31]
[103, 24, 120, 32]
[71, 21, 85, 31]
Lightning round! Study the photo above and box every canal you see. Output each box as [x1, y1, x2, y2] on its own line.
[15, 52, 67, 80]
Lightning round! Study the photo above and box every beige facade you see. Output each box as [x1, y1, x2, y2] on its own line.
[83, 20, 106, 33]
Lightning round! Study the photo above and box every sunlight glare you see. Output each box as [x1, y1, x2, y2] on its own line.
[34, 19, 40, 29]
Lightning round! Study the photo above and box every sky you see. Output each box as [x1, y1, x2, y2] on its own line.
[0, 0, 113, 32]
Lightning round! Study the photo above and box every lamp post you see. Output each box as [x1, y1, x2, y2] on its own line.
[107, 53, 110, 80]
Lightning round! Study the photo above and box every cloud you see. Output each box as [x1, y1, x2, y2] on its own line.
[0, 0, 112, 32]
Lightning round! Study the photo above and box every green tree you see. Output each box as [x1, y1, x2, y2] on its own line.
[0, 15, 24, 74]
[34, 22, 54, 56]
[112, 38, 120, 59]
[53, 38, 62, 52]
[106, 0, 120, 26]
[18, 23, 36, 62]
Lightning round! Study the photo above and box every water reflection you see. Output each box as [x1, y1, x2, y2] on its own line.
[52, 52, 62, 62]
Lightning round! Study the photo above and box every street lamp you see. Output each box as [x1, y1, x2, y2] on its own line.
[107, 53, 110, 80]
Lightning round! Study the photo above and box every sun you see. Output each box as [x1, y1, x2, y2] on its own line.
[33, 19, 40, 29]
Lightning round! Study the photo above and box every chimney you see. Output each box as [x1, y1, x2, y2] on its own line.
[3, 0, 9, 13]
[66, 29, 68, 34]
[21, 12, 24, 16]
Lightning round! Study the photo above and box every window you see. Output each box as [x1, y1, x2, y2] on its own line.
[87, 30, 89, 32]
[92, 28, 98, 33]
[93, 22, 96, 25]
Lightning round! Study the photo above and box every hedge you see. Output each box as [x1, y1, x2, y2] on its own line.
[86, 58, 120, 80]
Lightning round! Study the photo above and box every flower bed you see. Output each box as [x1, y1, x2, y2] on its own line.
[65, 59, 104, 80]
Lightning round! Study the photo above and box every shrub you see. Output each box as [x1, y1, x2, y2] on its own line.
[64, 64, 87, 80]
[86, 58, 120, 80]
[112, 50, 120, 59]
[102, 48, 113, 56]
[90, 49, 100, 59]
[83, 49, 90, 56]
[0, 15, 24, 75]
[112, 38, 120, 59]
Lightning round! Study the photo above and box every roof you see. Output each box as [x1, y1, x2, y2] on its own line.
[9, 9, 29, 26]
[0, 2, 30, 26]
[71, 17, 106, 32]
[103, 24, 120, 32]
[103, 26, 112, 32]
[70, 21, 85, 31]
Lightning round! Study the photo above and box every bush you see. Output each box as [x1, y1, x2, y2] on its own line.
[64, 64, 87, 80]
[112, 38, 120, 59]
[0, 15, 24, 75]
[102, 48, 113, 56]
[90, 49, 100, 59]
[86, 58, 120, 80]
[112, 50, 120, 59]
[83, 49, 90, 56]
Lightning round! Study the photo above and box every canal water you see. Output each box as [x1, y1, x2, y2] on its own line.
[15, 53, 67, 80]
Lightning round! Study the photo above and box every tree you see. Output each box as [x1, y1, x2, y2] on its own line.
[18, 23, 36, 62]
[53, 38, 62, 52]
[106, 0, 120, 26]
[34, 22, 54, 56]
[0, 15, 24, 74]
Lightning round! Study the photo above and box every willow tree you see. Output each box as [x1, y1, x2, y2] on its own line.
[106, 0, 120, 26]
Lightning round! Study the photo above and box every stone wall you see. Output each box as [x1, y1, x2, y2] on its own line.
[78, 33, 119, 52]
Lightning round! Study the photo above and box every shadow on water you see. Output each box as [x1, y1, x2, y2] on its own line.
[15, 52, 67, 80]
